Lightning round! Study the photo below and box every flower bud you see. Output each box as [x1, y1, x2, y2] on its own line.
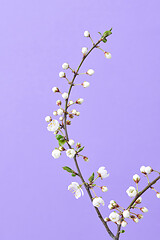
[104, 217, 110, 222]
[123, 210, 130, 218]
[59, 117, 63, 121]
[57, 109, 63, 115]
[82, 47, 88, 55]
[69, 114, 74, 119]
[62, 63, 69, 70]
[156, 192, 160, 198]
[140, 166, 146, 174]
[84, 30, 90, 37]
[108, 204, 114, 210]
[52, 87, 59, 93]
[83, 156, 89, 162]
[59, 146, 65, 151]
[52, 149, 61, 159]
[69, 100, 74, 105]
[135, 197, 142, 204]
[72, 109, 77, 115]
[133, 174, 140, 183]
[110, 200, 118, 208]
[133, 217, 139, 223]
[56, 100, 61, 106]
[104, 52, 112, 59]
[121, 221, 127, 227]
[76, 142, 81, 148]
[82, 81, 90, 88]
[86, 69, 94, 76]
[66, 120, 71, 125]
[137, 214, 143, 219]
[140, 207, 148, 213]
[45, 116, 52, 122]
[68, 139, 75, 146]
[59, 71, 66, 78]
[62, 92, 68, 100]
[53, 111, 58, 116]
[75, 111, 80, 116]
[101, 186, 108, 192]
[145, 166, 153, 174]
[76, 98, 84, 104]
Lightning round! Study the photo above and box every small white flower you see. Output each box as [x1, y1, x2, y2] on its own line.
[52, 149, 61, 159]
[126, 186, 137, 197]
[56, 100, 61, 106]
[133, 217, 139, 223]
[156, 192, 160, 198]
[135, 197, 142, 204]
[72, 109, 77, 114]
[84, 30, 90, 37]
[133, 174, 140, 183]
[101, 186, 108, 192]
[121, 221, 127, 227]
[68, 139, 75, 146]
[52, 87, 59, 93]
[69, 100, 74, 105]
[97, 167, 109, 179]
[59, 117, 63, 121]
[145, 166, 152, 174]
[47, 119, 59, 132]
[82, 47, 88, 55]
[57, 109, 63, 115]
[66, 149, 76, 158]
[92, 197, 105, 208]
[140, 166, 146, 173]
[86, 69, 94, 76]
[45, 116, 52, 122]
[59, 71, 66, 78]
[109, 212, 120, 223]
[140, 207, 148, 213]
[104, 52, 112, 59]
[68, 182, 84, 199]
[62, 63, 69, 70]
[123, 210, 130, 218]
[76, 98, 84, 104]
[62, 92, 68, 100]
[82, 81, 90, 88]
[76, 111, 80, 116]
[53, 111, 58, 116]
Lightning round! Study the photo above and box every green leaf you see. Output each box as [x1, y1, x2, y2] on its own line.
[102, 38, 107, 43]
[62, 166, 74, 173]
[102, 28, 112, 38]
[56, 134, 64, 141]
[88, 172, 95, 182]
[98, 32, 102, 36]
[71, 173, 76, 177]
[58, 139, 66, 146]
[77, 146, 84, 153]
[119, 230, 125, 233]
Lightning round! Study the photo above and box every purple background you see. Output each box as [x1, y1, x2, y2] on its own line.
[0, 0, 160, 239]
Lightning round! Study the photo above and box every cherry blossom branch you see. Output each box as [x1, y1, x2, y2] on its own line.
[63, 38, 115, 239]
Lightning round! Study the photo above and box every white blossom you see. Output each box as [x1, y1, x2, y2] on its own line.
[109, 212, 120, 223]
[82, 47, 88, 55]
[104, 52, 112, 59]
[156, 192, 160, 198]
[53, 111, 58, 116]
[69, 100, 74, 105]
[86, 69, 94, 76]
[59, 117, 63, 121]
[68, 182, 84, 199]
[101, 186, 108, 192]
[52, 149, 61, 159]
[76, 111, 80, 116]
[57, 109, 63, 115]
[59, 71, 66, 78]
[52, 87, 59, 93]
[123, 210, 130, 218]
[82, 81, 90, 88]
[76, 98, 84, 104]
[133, 174, 140, 183]
[97, 167, 109, 179]
[84, 30, 90, 37]
[66, 149, 76, 158]
[92, 197, 105, 208]
[68, 139, 75, 146]
[140, 166, 146, 173]
[47, 119, 59, 132]
[126, 186, 137, 197]
[62, 63, 69, 70]
[45, 116, 52, 122]
[121, 221, 127, 227]
[62, 92, 68, 100]
[145, 166, 152, 174]
[72, 109, 77, 114]
[140, 207, 148, 213]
